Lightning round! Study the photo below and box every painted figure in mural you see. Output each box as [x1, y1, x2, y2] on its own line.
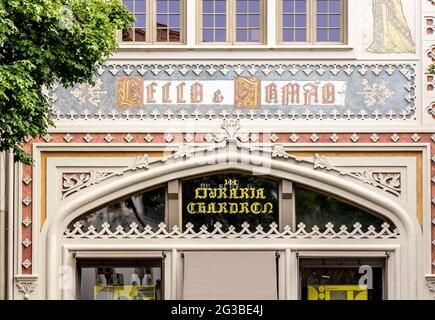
[367, 0, 415, 54]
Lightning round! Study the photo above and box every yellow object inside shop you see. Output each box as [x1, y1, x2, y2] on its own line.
[308, 285, 368, 300]
[94, 285, 156, 300]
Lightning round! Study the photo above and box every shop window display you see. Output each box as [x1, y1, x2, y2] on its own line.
[299, 258, 385, 300]
[77, 259, 163, 300]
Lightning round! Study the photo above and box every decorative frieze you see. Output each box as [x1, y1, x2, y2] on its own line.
[46, 63, 416, 122]
[64, 221, 399, 240]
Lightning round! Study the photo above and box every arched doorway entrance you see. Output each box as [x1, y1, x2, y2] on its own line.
[41, 126, 420, 299]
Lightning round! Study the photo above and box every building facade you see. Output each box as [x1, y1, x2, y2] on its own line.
[1, 0, 435, 300]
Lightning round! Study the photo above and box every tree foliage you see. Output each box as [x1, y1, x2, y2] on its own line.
[0, 0, 134, 163]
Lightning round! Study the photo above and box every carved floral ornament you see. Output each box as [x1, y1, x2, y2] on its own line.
[427, 275, 435, 297]
[15, 275, 38, 300]
[61, 120, 402, 201]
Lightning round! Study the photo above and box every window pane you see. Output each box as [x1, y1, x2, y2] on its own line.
[283, 29, 294, 41]
[249, 29, 260, 41]
[215, 0, 226, 13]
[68, 187, 166, 232]
[169, 0, 180, 13]
[329, 28, 341, 41]
[329, 0, 341, 13]
[157, 28, 168, 41]
[295, 14, 306, 27]
[236, 29, 248, 41]
[317, 29, 328, 41]
[249, 15, 260, 27]
[203, 28, 214, 41]
[78, 259, 163, 300]
[135, 0, 146, 12]
[169, 28, 180, 41]
[236, 0, 248, 12]
[135, 28, 146, 41]
[237, 14, 248, 27]
[316, 14, 328, 28]
[215, 29, 226, 41]
[157, 14, 167, 27]
[295, 0, 306, 12]
[317, 0, 328, 13]
[295, 28, 306, 41]
[169, 14, 180, 28]
[295, 186, 394, 231]
[215, 14, 226, 27]
[203, 0, 213, 13]
[182, 173, 279, 232]
[203, 14, 214, 27]
[283, 14, 294, 28]
[249, 0, 260, 12]
[330, 14, 341, 28]
[135, 14, 146, 27]
[156, 0, 167, 12]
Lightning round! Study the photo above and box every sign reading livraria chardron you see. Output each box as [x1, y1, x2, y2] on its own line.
[50, 64, 416, 121]
[182, 174, 279, 231]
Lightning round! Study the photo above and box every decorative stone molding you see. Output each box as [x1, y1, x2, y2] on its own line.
[15, 275, 38, 300]
[60, 120, 403, 200]
[64, 221, 399, 240]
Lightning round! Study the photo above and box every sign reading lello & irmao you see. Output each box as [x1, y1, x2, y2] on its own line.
[53, 64, 415, 121]
[182, 173, 279, 231]
[117, 76, 346, 109]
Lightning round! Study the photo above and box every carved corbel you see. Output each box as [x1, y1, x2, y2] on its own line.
[15, 275, 38, 300]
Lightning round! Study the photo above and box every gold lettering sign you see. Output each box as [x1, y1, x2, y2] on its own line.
[186, 178, 273, 215]
[234, 76, 261, 109]
[116, 76, 144, 108]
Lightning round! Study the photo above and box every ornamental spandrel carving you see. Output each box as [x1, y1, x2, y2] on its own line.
[50, 64, 416, 121]
[59, 121, 403, 200]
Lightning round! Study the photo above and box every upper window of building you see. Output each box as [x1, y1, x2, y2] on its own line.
[279, 0, 346, 43]
[121, 0, 185, 43]
[199, 0, 265, 44]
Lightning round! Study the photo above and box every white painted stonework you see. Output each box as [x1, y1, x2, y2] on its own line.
[2, 0, 435, 300]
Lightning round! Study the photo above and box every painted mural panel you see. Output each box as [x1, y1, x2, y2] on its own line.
[362, 0, 416, 54]
[48, 63, 416, 122]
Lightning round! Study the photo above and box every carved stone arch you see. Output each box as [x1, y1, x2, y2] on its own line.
[43, 149, 422, 299]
